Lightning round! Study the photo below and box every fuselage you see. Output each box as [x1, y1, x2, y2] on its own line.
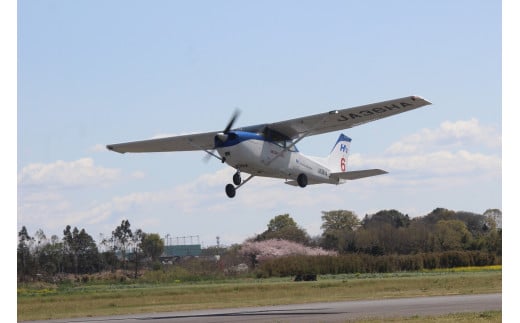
[215, 131, 332, 184]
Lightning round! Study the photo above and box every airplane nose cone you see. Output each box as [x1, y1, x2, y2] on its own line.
[216, 133, 229, 142]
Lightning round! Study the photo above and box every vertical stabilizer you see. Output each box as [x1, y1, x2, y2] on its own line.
[326, 134, 351, 173]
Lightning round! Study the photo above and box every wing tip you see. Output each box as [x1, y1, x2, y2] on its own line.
[106, 145, 125, 154]
[411, 95, 432, 105]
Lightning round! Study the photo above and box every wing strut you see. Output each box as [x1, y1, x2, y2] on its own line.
[236, 174, 255, 190]
[203, 149, 224, 162]
[182, 138, 224, 163]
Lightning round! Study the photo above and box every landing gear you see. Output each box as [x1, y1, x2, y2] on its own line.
[233, 171, 242, 185]
[225, 184, 236, 198]
[225, 171, 241, 198]
[297, 173, 308, 188]
[225, 172, 255, 198]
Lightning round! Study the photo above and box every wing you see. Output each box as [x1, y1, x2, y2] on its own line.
[106, 131, 217, 153]
[107, 95, 430, 153]
[257, 95, 431, 140]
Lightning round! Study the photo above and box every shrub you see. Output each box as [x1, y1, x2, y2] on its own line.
[255, 251, 500, 278]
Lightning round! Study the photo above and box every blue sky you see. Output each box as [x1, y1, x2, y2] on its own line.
[15, 1, 503, 249]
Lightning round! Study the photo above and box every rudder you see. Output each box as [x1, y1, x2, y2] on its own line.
[326, 133, 351, 173]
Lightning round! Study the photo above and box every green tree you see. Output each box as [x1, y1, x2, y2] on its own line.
[111, 219, 133, 269]
[33, 229, 47, 273]
[482, 209, 502, 254]
[141, 233, 165, 262]
[362, 209, 410, 229]
[131, 229, 144, 278]
[267, 214, 298, 232]
[320, 210, 359, 251]
[405, 220, 435, 253]
[423, 208, 457, 224]
[434, 220, 472, 251]
[17, 226, 34, 281]
[76, 228, 100, 273]
[63, 225, 100, 274]
[453, 211, 487, 239]
[321, 210, 360, 232]
[256, 214, 310, 245]
[38, 235, 64, 276]
[63, 225, 79, 274]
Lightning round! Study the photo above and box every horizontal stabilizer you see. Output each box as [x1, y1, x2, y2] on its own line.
[284, 169, 387, 186]
[331, 169, 388, 180]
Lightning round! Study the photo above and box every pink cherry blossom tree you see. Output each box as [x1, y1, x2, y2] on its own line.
[240, 239, 336, 267]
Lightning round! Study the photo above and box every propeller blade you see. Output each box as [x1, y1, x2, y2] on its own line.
[223, 109, 241, 134]
[203, 109, 240, 163]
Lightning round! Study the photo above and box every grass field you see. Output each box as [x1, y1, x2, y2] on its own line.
[354, 311, 501, 322]
[17, 268, 501, 321]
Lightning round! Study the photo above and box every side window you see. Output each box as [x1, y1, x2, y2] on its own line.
[272, 139, 298, 152]
[288, 144, 297, 152]
[273, 141, 285, 148]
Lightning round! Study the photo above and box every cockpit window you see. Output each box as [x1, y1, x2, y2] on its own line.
[259, 126, 299, 152]
[273, 140, 298, 152]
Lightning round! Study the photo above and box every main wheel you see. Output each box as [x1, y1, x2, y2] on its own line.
[233, 172, 242, 185]
[297, 173, 308, 188]
[225, 184, 236, 198]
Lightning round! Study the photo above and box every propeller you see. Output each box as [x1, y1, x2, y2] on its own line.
[204, 109, 241, 163]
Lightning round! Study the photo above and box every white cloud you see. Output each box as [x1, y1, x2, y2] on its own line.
[347, 118, 502, 181]
[386, 118, 501, 154]
[18, 158, 121, 189]
[364, 150, 501, 176]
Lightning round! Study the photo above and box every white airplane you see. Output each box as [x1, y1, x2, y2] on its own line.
[107, 95, 431, 198]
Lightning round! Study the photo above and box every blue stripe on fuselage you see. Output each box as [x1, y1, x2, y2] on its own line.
[215, 131, 298, 151]
[215, 131, 265, 148]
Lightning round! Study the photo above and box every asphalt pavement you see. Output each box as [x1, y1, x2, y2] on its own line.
[23, 293, 501, 323]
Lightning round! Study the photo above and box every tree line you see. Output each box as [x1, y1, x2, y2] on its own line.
[238, 208, 501, 277]
[17, 220, 164, 282]
[252, 208, 501, 256]
[17, 207, 501, 282]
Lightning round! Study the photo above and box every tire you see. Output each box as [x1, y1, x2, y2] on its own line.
[297, 173, 308, 188]
[233, 173, 242, 185]
[225, 184, 236, 198]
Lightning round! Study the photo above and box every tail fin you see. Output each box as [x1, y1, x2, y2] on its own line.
[326, 133, 351, 173]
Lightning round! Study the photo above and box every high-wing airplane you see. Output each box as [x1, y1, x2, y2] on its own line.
[107, 95, 431, 198]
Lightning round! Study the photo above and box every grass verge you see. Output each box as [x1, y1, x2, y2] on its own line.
[357, 311, 501, 322]
[18, 270, 501, 321]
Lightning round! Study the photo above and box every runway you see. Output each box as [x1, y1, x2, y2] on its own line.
[25, 293, 501, 323]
